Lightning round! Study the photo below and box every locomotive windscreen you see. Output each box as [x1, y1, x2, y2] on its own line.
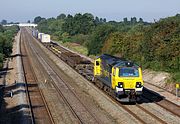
[119, 67, 139, 77]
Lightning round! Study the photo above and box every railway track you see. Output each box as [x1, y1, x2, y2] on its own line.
[142, 88, 180, 117]
[93, 80, 168, 124]
[42, 38, 180, 123]
[20, 29, 54, 124]
[24, 28, 102, 124]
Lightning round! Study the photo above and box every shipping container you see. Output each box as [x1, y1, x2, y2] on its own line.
[32, 29, 36, 37]
[35, 30, 39, 38]
[32, 29, 38, 38]
[38, 33, 44, 39]
[41, 34, 51, 43]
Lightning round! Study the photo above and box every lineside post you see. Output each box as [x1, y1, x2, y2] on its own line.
[176, 83, 179, 98]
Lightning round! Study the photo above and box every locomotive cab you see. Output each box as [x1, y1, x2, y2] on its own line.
[112, 64, 143, 102]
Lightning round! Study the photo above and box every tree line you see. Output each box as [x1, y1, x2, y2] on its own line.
[35, 13, 180, 82]
[0, 24, 19, 68]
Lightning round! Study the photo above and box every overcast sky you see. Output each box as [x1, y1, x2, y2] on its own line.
[0, 0, 179, 23]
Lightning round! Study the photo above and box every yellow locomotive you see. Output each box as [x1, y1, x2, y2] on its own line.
[94, 54, 143, 102]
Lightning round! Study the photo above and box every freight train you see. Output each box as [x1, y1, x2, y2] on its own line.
[31, 28, 143, 102]
[94, 54, 143, 102]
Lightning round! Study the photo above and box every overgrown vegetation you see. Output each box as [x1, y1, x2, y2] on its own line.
[0, 25, 19, 68]
[35, 13, 180, 82]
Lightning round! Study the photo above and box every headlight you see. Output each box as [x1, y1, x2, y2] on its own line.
[136, 82, 142, 88]
[118, 82, 123, 88]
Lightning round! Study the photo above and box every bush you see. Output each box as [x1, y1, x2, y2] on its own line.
[71, 34, 89, 45]
[0, 53, 3, 68]
[0, 26, 18, 69]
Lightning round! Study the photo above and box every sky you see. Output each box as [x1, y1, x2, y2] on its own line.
[0, 0, 180, 23]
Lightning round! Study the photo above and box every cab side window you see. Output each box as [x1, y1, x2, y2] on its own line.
[96, 61, 100, 66]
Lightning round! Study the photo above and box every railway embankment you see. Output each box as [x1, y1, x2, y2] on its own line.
[143, 69, 180, 105]
[143, 70, 174, 93]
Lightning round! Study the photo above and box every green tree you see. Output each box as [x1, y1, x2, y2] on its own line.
[62, 13, 95, 35]
[131, 17, 137, 25]
[57, 13, 66, 20]
[139, 18, 143, 23]
[0, 26, 18, 68]
[0, 53, 4, 68]
[1, 20, 7, 25]
[0, 25, 4, 32]
[34, 16, 45, 24]
[37, 19, 49, 33]
[62, 14, 74, 35]
[95, 16, 100, 24]
[87, 24, 116, 55]
[123, 17, 128, 23]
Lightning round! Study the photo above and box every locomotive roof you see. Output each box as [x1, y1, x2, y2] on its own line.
[98, 54, 125, 60]
[98, 54, 139, 68]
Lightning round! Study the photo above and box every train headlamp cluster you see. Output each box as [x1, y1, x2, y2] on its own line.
[126, 62, 133, 67]
[118, 82, 123, 88]
[136, 82, 142, 88]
